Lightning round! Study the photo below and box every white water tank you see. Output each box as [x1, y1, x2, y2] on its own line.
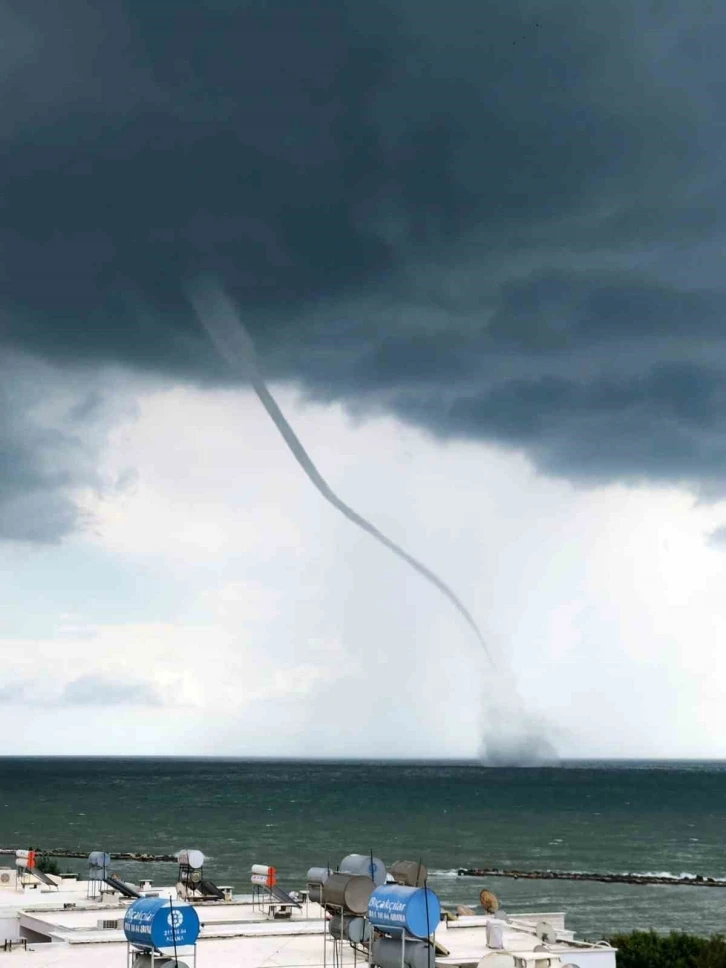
[340, 854, 387, 887]
[372, 938, 435, 968]
[487, 921, 505, 949]
[322, 873, 373, 915]
[178, 849, 205, 870]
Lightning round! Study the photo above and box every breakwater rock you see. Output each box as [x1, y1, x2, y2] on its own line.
[0, 847, 177, 863]
[457, 868, 726, 887]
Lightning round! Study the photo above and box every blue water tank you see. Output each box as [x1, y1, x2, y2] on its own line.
[368, 885, 441, 939]
[124, 898, 200, 952]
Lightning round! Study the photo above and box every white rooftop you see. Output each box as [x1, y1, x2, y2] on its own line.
[0, 874, 617, 968]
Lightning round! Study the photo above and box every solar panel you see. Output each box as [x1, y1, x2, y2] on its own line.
[269, 884, 302, 909]
[200, 879, 225, 900]
[29, 868, 57, 888]
[105, 875, 141, 898]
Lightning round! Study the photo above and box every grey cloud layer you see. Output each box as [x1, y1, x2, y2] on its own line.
[0, 675, 164, 707]
[59, 674, 164, 707]
[0, 356, 137, 541]
[2, 0, 726, 522]
[1, 358, 96, 541]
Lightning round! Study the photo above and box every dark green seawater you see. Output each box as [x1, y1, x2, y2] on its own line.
[2, 759, 726, 938]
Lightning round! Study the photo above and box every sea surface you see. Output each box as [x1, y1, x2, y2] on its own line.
[2, 758, 726, 938]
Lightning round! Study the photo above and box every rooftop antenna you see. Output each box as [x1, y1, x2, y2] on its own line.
[169, 896, 180, 967]
[424, 872, 432, 948]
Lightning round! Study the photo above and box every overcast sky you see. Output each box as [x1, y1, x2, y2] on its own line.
[2, 0, 726, 758]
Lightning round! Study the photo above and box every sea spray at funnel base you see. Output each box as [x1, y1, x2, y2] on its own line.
[189, 280, 557, 766]
[476, 664, 559, 765]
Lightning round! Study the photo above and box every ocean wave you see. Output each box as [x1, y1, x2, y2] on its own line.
[577, 869, 725, 880]
[640, 871, 711, 880]
[591, 871, 713, 880]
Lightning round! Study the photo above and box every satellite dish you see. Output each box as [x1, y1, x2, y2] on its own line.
[536, 921, 557, 944]
[534, 945, 550, 952]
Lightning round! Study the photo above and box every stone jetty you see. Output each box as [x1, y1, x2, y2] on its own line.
[457, 867, 726, 887]
[0, 847, 177, 862]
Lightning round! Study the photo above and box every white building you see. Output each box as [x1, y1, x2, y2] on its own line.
[0, 868, 617, 968]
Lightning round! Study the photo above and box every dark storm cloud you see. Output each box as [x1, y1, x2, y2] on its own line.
[0, 431, 83, 542]
[0, 359, 94, 541]
[0, 355, 135, 541]
[2, 0, 726, 505]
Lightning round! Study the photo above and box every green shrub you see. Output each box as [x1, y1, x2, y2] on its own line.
[609, 931, 726, 968]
